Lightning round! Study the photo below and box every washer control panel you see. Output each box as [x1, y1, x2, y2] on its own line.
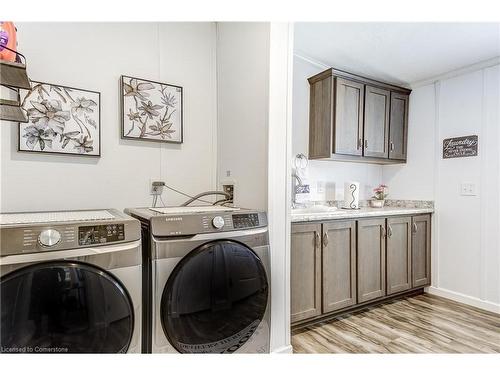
[78, 224, 125, 246]
[232, 213, 260, 229]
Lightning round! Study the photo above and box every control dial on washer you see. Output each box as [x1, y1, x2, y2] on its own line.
[212, 216, 225, 229]
[38, 229, 62, 247]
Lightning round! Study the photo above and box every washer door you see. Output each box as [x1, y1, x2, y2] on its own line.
[161, 240, 269, 353]
[1, 261, 134, 353]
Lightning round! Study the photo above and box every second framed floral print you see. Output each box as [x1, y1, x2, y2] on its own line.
[120, 75, 183, 143]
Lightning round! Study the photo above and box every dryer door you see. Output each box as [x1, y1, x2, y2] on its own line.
[1, 261, 134, 353]
[161, 240, 269, 353]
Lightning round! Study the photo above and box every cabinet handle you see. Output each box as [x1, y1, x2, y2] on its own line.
[381, 225, 386, 238]
[387, 225, 393, 238]
[357, 138, 362, 149]
[412, 222, 418, 233]
[323, 232, 329, 247]
[365, 139, 368, 149]
[315, 232, 320, 248]
[390, 141, 394, 151]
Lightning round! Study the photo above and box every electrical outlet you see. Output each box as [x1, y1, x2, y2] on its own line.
[222, 183, 234, 201]
[150, 179, 165, 195]
[460, 182, 477, 196]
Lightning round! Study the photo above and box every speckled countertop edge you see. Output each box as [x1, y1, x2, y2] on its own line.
[291, 206, 434, 223]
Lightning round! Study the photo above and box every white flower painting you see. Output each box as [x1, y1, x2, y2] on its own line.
[19, 82, 100, 156]
[121, 75, 183, 143]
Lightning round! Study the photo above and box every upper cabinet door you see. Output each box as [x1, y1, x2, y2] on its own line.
[389, 92, 409, 160]
[334, 78, 365, 156]
[363, 85, 390, 158]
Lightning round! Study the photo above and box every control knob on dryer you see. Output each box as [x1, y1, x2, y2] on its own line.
[212, 216, 225, 229]
[38, 229, 62, 247]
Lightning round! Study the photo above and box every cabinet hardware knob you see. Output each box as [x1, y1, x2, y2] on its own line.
[412, 222, 418, 233]
[381, 225, 386, 238]
[387, 225, 393, 238]
[323, 232, 329, 247]
[390, 141, 394, 151]
[357, 139, 362, 149]
[315, 232, 320, 248]
[365, 139, 368, 148]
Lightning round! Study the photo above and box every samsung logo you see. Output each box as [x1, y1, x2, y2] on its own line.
[165, 217, 182, 222]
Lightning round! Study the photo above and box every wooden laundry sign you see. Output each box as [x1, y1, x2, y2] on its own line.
[443, 135, 478, 159]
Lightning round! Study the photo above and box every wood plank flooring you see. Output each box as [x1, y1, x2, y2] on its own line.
[292, 293, 500, 353]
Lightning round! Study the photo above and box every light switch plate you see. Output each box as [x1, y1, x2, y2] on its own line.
[460, 182, 477, 196]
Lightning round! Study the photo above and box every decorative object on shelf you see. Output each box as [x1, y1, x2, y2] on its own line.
[120, 75, 183, 144]
[442, 135, 478, 159]
[343, 181, 360, 209]
[19, 81, 100, 156]
[1, 22, 32, 123]
[370, 184, 388, 208]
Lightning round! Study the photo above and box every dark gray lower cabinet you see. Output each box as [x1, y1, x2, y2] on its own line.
[357, 218, 386, 303]
[291, 214, 431, 325]
[386, 216, 412, 295]
[291, 223, 322, 323]
[412, 215, 431, 287]
[322, 220, 357, 313]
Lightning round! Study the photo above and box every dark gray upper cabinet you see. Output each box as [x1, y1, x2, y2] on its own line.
[357, 218, 386, 303]
[334, 78, 365, 156]
[412, 215, 431, 288]
[322, 220, 357, 313]
[363, 86, 390, 158]
[308, 68, 411, 164]
[386, 216, 412, 295]
[389, 92, 409, 160]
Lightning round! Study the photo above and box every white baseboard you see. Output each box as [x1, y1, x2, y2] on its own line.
[426, 286, 500, 314]
[272, 344, 293, 354]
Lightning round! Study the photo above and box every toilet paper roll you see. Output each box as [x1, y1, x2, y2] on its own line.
[344, 181, 360, 209]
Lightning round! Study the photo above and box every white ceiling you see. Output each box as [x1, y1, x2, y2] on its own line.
[294, 23, 500, 86]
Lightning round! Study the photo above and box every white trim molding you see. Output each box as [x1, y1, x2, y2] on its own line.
[272, 345, 294, 354]
[426, 286, 500, 314]
[410, 56, 500, 88]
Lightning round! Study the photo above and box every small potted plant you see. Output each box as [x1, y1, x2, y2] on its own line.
[370, 184, 388, 208]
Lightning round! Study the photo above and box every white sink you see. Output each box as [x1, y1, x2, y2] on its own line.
[292, 206, 338, 215]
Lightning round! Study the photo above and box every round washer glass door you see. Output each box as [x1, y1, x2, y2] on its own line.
[1, 261, 134, 353]
[161, 240, 269, 353]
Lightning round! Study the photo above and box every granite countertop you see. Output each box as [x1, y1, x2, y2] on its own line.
[291, 201, 434, 223]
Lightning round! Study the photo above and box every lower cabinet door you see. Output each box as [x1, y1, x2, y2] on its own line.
[322, 220, 357, 313]
[357, 218, 386, 303]
[386, 216, 412, 295]
[412, 215, 431, 287]
[291, 223, 322, 323]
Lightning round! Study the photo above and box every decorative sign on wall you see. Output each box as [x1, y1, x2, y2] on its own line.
[120, 75, 183, 144]
[442, 135, 478, 159]
[19, 81, 101, 157]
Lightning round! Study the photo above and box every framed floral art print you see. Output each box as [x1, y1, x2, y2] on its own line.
[120, 75, 183, 144]
[19, 81, 101, 156]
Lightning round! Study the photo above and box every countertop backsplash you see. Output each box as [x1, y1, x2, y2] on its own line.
[307, 199, 434, 209]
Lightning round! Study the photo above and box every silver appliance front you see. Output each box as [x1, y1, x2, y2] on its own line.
[151, 227, 270, 354]
[0, 210, 142, 354]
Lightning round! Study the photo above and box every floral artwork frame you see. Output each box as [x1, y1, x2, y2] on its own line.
[120, 75, 183, 144]
[18, 81, 101, 157]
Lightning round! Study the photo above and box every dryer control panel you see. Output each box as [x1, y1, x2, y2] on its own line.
[232, 213, 260, 229]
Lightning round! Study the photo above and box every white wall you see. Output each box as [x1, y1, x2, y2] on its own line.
[216, 23, 269, 210]
[292, 55, 383, 201]
[1, 22, 217, 212]
[384, 65, 500, 312]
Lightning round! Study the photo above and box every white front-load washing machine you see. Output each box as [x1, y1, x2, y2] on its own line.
[125, 206, 270, 354]
[0, 209, 142, 353]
